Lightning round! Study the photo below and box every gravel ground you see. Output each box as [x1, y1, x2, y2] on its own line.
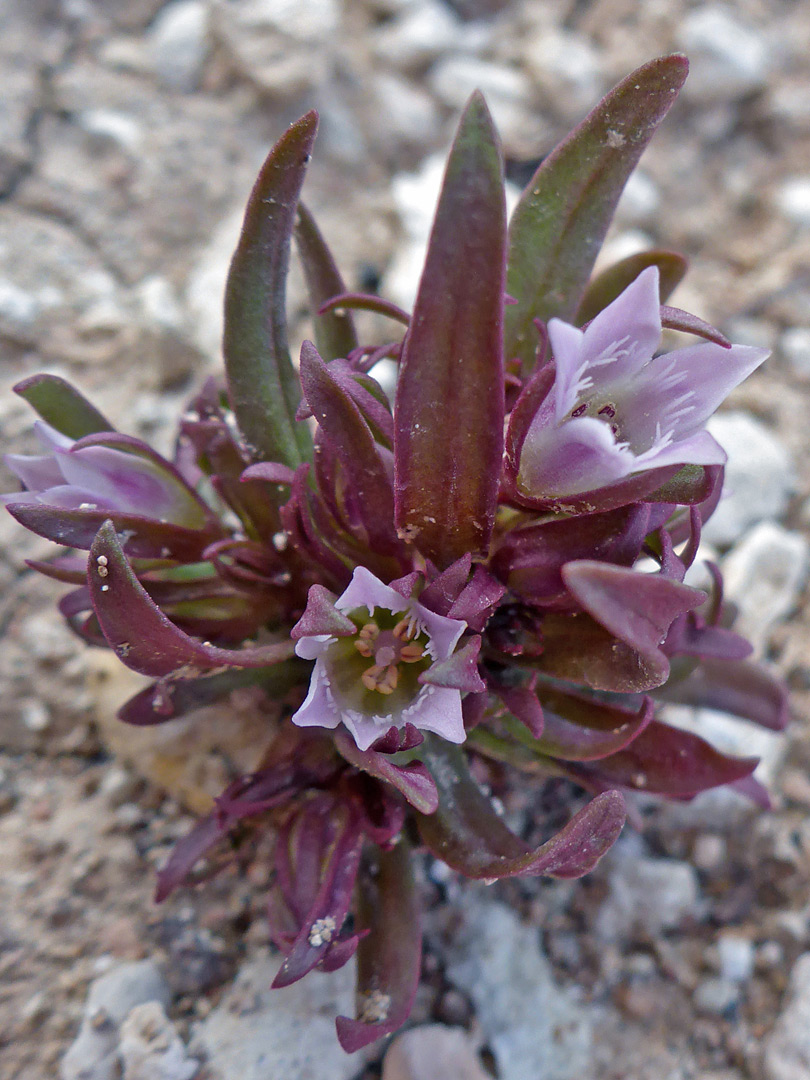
[3, 1, 810, 1078]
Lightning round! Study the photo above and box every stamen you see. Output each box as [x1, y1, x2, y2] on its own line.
[400, 643, 424, 663]
[571, 402, 588, 418]
[361, 663, 399, 694]
[354, 621, 379, 657]
[392, 618, 416, 641]
[597, 403, 616, 419]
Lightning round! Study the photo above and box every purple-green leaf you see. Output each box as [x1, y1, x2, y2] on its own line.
[416, 738, 625, 879]
[294, 202, 358, 361]
[394, 91, 506, 567]
[14, 374, 114, 439]
[336, 841, 422, 1052]
[660, 305, 732, 347]
[224, 112, 317, 469]
[88, 520, 295, 677]
[575, 250, 687, 325]
[505, 55, 689, 372]
[299, 342, 399, 554]
[660, 656, 789, 731]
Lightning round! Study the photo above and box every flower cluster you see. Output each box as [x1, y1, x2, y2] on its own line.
[4, 55, 787, 1052]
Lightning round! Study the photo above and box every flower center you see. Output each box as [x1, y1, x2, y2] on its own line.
[322, 608, 433, 717]
[571, 399, 620, 438]
[353, 617, 427, 695]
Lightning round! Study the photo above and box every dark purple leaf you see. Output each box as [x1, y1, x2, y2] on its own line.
[660, 305, 731, 347]
[447, 567, 507, 631]
[575, 250, 688, 325]
[300, 342, 399, 554]
[394, 92, 506, 567]
[494, 683, 545, 738]
[6, 500, 217, 562]
[118, 663, 304, 725]
[569, 718, 759, 797]
[318, 291, 410, 326]
[294, 201, 358, 361]
[493, 504, 651, 605]
[335, 731, 439, 815]
[336, 841, 422, 1052]
[416, 738, 625, 879]
[531, 696, 653, 762]
[88, 520, 295, 677]
[659, 656, 789, 731]
[505, 55, 689, 372]
[273, 800, 365, 988]
[563, 561, 704, 677]
[14, 374, 114, 438]
[419, 635, 486, 694]
[223, 112, 317, 468]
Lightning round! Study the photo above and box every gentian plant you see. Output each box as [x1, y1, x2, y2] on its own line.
[4, 55, 788, 1051]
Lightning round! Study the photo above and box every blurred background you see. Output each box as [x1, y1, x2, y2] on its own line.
[3, 1, 810, 1078]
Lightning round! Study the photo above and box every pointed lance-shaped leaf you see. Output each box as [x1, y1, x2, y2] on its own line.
[14, 374, 114, 439]
[224, 112, 317, 469]
[416, 738, 625, 879]
[294, 201, 358, 361]
[336, 840, 422, 1052]
[505, 54, 689, 373]
[394, 91, 506, 567]
[568, 718, 759, 798]
[299, 341, 399, 553]
[575, 250, 687, 325]
[88, 520, 295, 677]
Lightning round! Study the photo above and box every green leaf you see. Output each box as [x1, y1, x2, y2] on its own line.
[224, 112, 318, 468]
[504, 54, 689, 372]
[14, 374, 113, 438]
[294, 201, 358, 361]
[575, 249, 687, 325]
[394, 92, 507, 567]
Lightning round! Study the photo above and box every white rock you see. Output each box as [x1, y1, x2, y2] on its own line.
[148, 1, 210, 93]
[382, 1025, 490, 1080]
[61, 962, 171, 1080]
[776, 177, 810, 227]
[781, 326, 810, 377]
[722, 522, 809, 650]
[764, 953, 810, 1080]
[595, 845, 702, 943]
[523, 28, 602, 115]
[616, 169, 660, 223]
[119, 1002, 198, 1080]
[693, 977, 740, 1016]
[444, 895, 592, 1080]
[184, 206, 244, 361]
[77, 109, 143, 152]
[717, 934, 755, 983]
[679, 6, 769, 103]
[372, 0, 461, 69]
[702, 412, 795, 546]
[211, 0, 338, 95]
[190, 952, 357, 1080]
[372, 72, 441, 146]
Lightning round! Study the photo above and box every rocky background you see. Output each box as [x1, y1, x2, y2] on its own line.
[3, 0, 810, 1077]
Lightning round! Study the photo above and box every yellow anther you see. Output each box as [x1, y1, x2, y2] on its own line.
[392, 618, 416, 642]
[361, 663, 399, 695]
[399, 643, 424, 663]
[355, 621, 379, 657]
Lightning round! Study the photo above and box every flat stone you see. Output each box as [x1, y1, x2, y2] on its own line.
[147, 1, 210, 93]
[722, 522, 809, 651]
[679, 6, 769, 103]
[444, 894, 593, 1080]
[702, 412, 795, 546]
[119, 1002, 198, 1080]
[595, 843, 702, 943]
[764, 953, 810, 1080]
[190, 952, 357, 1080]
[382, 1025, 489, 1080]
